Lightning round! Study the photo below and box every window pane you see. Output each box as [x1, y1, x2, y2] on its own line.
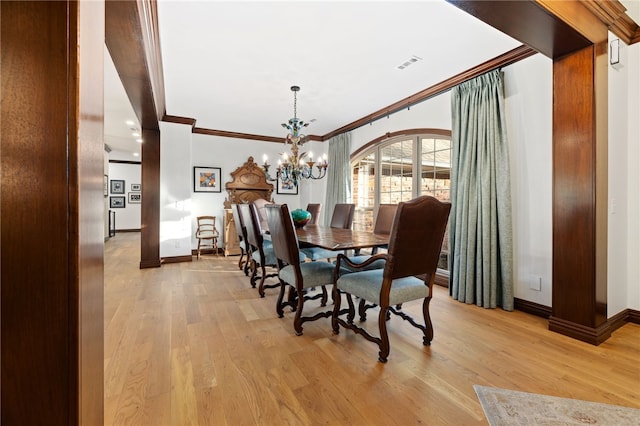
[350, 133, 451, 273]
[352, 152, 375, 231]
[380, 139, 413, 205]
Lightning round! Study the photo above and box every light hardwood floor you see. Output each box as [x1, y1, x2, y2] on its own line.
[105, 232, 640, 425]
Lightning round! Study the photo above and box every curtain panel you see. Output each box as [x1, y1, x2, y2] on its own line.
[324, 132, 352, 226]
[449, 70, 514, 310]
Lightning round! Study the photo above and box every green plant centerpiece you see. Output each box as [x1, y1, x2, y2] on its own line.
[291, 208, 312, 228]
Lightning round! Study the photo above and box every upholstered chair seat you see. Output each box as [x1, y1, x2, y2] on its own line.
[336, 270, 428, 306]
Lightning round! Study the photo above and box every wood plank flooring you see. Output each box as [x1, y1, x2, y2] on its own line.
[105, 232, 640, 425]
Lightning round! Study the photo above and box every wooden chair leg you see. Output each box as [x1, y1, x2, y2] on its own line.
[422, 298, 434, 345]
[331, 287, 342, 334]
[293, 288, 305, 336]
[378, 307, 390, 363]
[346, 294, 356, 324]
[276, 281, 286, 318]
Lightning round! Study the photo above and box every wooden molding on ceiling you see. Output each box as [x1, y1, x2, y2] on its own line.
[582, 0, 640, 44]
[164, 44, 536, 144]
[138, 0, 166, 121]
[163, 114, 197, 128]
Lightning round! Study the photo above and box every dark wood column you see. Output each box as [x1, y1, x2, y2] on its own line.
[1, 1, 104, 423]
[549, 41, 610, 343]
[141, 129, 162, 268]
[106, 0, 163, 269]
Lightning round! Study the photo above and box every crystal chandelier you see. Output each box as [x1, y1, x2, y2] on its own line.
[262, 85, 328, 187]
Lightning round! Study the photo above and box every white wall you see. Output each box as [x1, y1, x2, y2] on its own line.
[190, 134, 328, 245]
[504, 54, 553, 307]
[107, 160, 141, 230]
[609, 36, 640, 312]
[350, 93, 452, 152]
[628, 41, 640, 311]
[160, 121, 192, 258]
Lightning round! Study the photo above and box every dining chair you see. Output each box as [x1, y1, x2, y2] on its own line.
[194, 216, 219, 259]
[238, 202, 279, 297]
[252, 198, 271, 231]
[370, 204, 397, 254]
[231, 204, 250, 275]
[306, 203, 321, 225]
[331, 195, 451, 362]
[301, 203, 355, 261]
[264, 203, 340, 336]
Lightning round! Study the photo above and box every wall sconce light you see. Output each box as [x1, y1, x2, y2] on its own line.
[609, 39, 620, 65]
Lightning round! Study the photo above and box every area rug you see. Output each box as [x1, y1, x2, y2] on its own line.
[474, 385, 640, 425]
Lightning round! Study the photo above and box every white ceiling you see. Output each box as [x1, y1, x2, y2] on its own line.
[103, 0, 639, 158]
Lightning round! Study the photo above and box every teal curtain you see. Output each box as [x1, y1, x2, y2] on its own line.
[324, 132, 352, 226]
[449, 70, 514, 310]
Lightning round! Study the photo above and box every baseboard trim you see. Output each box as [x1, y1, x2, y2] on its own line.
[190, 248, 223, 257]
[548, 308, 640, 345]
[162, 255, 193, 264]
[628, 309, 640, 324]
[139, 259, 162, 269]
[548, 316, 611, 345]
[514, 298, 551, 318]
[115, 228, 142, 233]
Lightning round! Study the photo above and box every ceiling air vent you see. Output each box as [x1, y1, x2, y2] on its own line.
[395, 55, 422, 70]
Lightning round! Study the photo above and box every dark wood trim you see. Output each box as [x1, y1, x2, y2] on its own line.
[193, 127, 285, 143]
[1, 1, 104, 423]
[549, 308, 637, 345]
[105, 0, 161, 130]
[514, 298, 552, 319]
[140, 128, 161, 269]
[108, 159, 142, 165]
[114, 229, 142, 233]
[581, 0, 640, 45]
[449, 1, 592, 59]
[162, 255, 194, 264]
[351, 129, 451, 160]
[107, 0, 163, 270]
[548, 315, 612, 345]
[553, 46, 600, 328]
[163, 114, 196, 128]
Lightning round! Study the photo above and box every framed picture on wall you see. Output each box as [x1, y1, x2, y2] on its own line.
[110, 196, 125, 208]
[110, 179, 125, 194]
[277, 178, 298, 195]
[128, 192, 141, 204]
[131, 183, 141, 191]
[193, 166, 222, 192]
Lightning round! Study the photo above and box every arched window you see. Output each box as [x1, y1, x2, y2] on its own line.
[351, 129, 451, 275]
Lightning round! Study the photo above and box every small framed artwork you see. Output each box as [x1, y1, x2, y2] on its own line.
[110, 196, 125, 208]
[193, 166, 222, 193]
[104, 175, 109, 197]
[128, 192, 141, 204]
[110, 179, 125, 194]
[277, 178, 298, 195]
[131, 183, 141, 191]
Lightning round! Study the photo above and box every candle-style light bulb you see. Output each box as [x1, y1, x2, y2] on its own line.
[263, 154, 268, 165]
[308, 151, 313, 160]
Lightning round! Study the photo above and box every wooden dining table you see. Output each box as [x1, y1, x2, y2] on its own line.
[295, 225, 389, 251]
